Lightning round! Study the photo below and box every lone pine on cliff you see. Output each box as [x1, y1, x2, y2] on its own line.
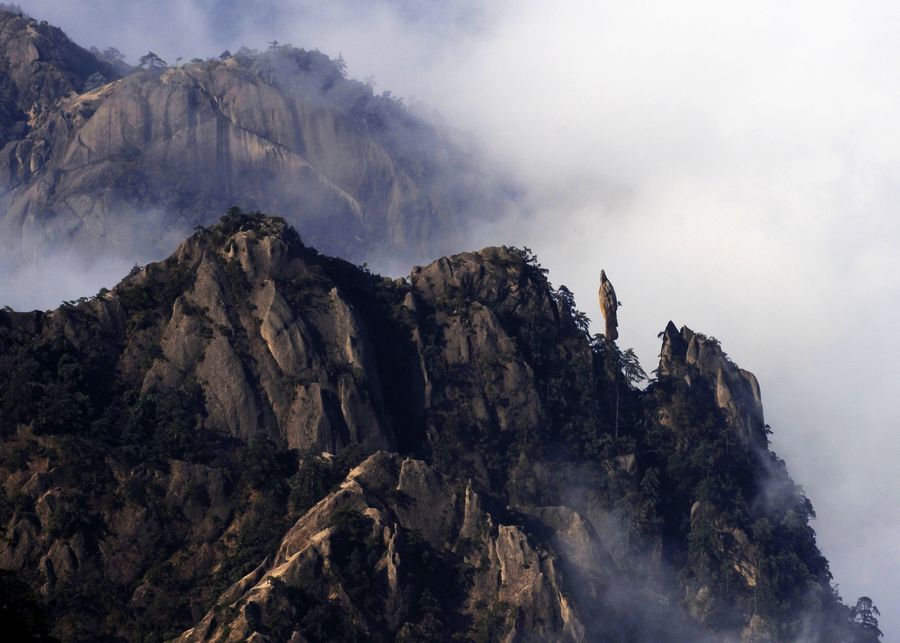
[0, 211, 880, 642]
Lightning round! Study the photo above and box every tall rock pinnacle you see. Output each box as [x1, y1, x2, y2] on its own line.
[599, 269, 619, 340]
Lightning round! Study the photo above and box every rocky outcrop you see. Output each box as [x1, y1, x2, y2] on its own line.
[659, 321, 766, 446]
[124, 216, 398, 453]
[410, 250, 555, 401]
[177, 452, 585, 642]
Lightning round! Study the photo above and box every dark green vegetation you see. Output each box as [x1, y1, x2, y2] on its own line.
[0, 212, 881, 642]
[0, 569, 60, 642]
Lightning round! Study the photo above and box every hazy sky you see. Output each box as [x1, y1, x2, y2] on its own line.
[15, 0, 900, 636]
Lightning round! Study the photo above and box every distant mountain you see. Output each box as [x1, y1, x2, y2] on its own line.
[0, 9, 509, 265]
[0, 212, 878, 642]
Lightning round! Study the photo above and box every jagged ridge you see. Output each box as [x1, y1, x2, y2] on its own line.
[0, 213, 876, 642]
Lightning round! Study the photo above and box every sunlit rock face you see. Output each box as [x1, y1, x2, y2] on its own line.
[176, 453, 585, 643]
[0, 9, 505, 266]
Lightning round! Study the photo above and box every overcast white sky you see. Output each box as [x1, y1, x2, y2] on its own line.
[15, 0, 900, 636]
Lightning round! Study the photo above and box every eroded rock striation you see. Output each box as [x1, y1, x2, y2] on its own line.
[0, 213, 877, 642]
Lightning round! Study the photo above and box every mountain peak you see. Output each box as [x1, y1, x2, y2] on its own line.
[658, 322, 767, 446]
[180, 209, 302, 259]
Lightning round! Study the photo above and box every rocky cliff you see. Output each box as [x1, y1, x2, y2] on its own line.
[0, 212, 877, 642]
[0, 9, 505, 266]
[0, 9, 115, 149]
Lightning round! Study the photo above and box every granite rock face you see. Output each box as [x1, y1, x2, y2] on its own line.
[658, 321, 766, 447]
[0, 10, 504, 266]
[177, 453, 585, 643]
[130, 218, 396, 453]
[0, 10, 115, 148]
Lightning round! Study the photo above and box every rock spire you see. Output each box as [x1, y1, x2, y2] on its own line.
[598, 269, 619, 340]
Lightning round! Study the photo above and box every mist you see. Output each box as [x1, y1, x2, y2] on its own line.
[0, 252, 134, 311]
[14, 0, 900, 636]
[0, 203, 192, 311]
